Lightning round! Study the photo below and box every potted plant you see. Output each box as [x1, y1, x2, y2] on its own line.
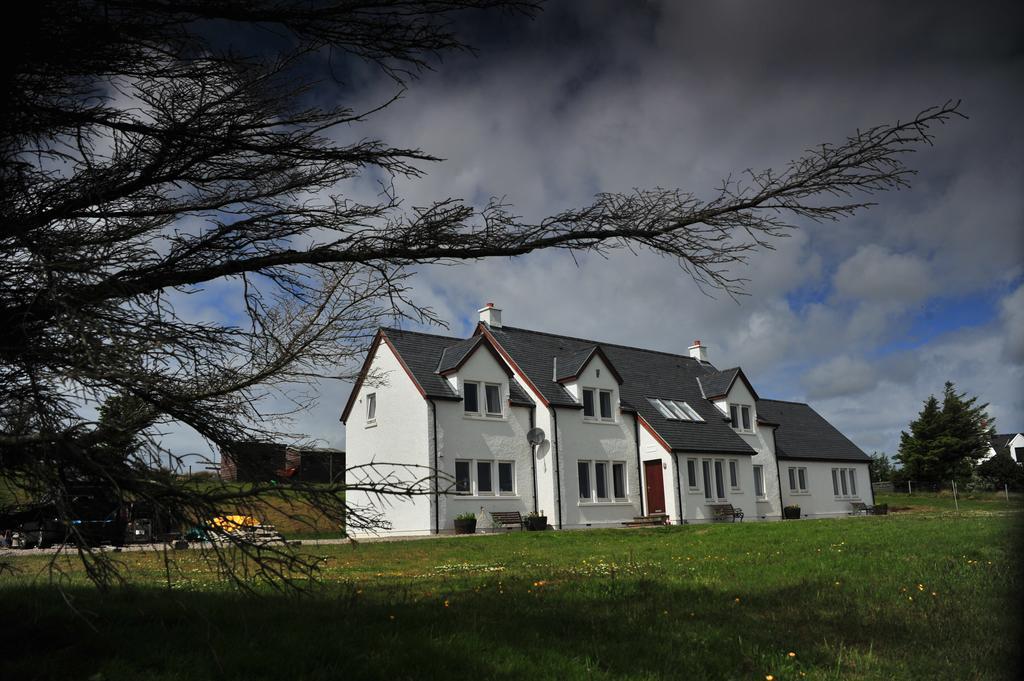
[524, 511, 548, 531]
[782, 505, 801, 520]
[453, 512, 477, 534]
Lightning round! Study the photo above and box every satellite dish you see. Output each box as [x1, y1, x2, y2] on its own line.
[526, 427, 546, 446]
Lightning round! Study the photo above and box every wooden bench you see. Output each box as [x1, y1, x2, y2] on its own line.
[709, 504, 744, 522]
[489, 511, 525, 530]
[850, 501, 872, 515]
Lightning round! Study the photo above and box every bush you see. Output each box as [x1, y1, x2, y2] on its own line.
[455, 512, 476, 521]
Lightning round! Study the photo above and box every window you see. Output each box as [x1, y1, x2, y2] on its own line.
[584, 389, 614, 421]
[832, 467, 859, 499]
[582, 389, 595, 418]
[729, 404, 752, 432]
[714, 460, 725, 499]
[454, 459, 515, 496]
[612, 463, 626, 499]
[753, 465, 765, 498]
[484, 383, 502, 417]
[728, 460, 740, 490]
[365, 393, 376, 423]
[498, 462, 514, 494]
[464, 381, 479, 414]
[579, 460, 628, 502]
[455, 460, 470, 493]
[477, 461, 493, 494]
[788, 466, 808, 493]
[595, 462, 608, 500]
[686, 459, 699, 489]
[648, 398, 704, 422]
[578, 461, 591, 500]
[702, 460, 713, 500]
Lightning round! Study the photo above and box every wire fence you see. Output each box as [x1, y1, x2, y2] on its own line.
[872, 480, 1020, 495]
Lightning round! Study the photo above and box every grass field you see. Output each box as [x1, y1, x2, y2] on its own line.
[2, 500, 1021, 681]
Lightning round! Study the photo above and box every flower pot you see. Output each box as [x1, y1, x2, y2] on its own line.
[525, 516, 548, 531]
[453, 519, 477, 534]
[782, 507, 801, 520]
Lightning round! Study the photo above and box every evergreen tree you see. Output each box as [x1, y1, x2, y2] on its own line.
[868, 451, 896, 483]
[896, 382, 994, 483]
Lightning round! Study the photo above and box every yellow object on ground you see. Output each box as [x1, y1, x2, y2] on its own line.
[212, 515, 260, 532]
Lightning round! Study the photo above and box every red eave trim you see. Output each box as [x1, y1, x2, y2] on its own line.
[637, 414, 672, 452]
[477, 324, 551, 408]
[438, 335, 514, 378]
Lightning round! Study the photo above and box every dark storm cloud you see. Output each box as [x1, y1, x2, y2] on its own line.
[159, 1, 1024, 456]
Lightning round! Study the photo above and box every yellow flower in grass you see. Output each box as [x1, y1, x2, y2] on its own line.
[766, 675, 775, 681]
[443, 599, 450, 608]
[788, 651, 797, 658]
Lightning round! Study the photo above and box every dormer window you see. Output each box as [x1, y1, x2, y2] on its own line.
[464, 382, 479, 413]
[484, 383, 502, 417]
[582, 388, 614, 422]
[464, 381, 503, 418]
[729, 404, 752, 432]
[648, 398, 704, 422]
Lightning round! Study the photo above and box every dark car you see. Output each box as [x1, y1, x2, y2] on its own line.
[0, 485, 128, 549]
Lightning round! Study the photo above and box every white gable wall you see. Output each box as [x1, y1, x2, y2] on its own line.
[345, 340, 430, 537]
[435, 346, 535, 531]
[557, 356, 641, 528]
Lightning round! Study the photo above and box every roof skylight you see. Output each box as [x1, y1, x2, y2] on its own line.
[647, 398, 704, 422]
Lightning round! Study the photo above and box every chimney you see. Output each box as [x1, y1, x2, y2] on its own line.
[688, 339, 708, 362]
[478, 302, 502, 328]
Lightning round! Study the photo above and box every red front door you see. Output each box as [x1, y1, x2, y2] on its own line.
[644, 459, 666, 515]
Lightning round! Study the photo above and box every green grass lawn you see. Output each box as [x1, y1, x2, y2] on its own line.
[2, 511, 1020, 681]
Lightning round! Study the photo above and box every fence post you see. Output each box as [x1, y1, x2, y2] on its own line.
[908, 480, 913, 495]
[1006, 483, 1010, 502]
[952, 480, 959, 512]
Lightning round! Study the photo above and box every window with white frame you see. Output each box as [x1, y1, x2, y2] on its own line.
[729, 404, 753, 432]
[484, 383, 503, 417]
[454, 459, 515, 496]
[686, 458, 699, 490]
[578, 460, 628, 502]
[582, 388, 615, 422]
[365, 392, 376, 424]
[648, 398, 704, 422]
[463, 381, 479, 414]
[753, 465, 766, 498]
[831, 467, 859, 499]
[728, 459, 740, 491]
[464, 381, 503, 418]
[698, 458, 728, 502]
[578, 461, 591, 500]
[788, 466, 808, 493]
[612, 462, 626, 499]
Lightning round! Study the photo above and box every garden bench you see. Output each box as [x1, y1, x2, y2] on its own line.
[489, 511, 525, 530]
[850, 501, 872, 515]
[708, 504, 744, 522]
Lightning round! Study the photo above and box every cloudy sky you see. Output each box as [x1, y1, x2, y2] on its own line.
[170, 0, 1024, 464]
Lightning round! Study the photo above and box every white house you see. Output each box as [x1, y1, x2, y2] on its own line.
[341, 304, 873, 536]
[982, 433, 1024, 463]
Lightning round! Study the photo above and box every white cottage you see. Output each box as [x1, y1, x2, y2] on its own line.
[341, 304, 873, 536]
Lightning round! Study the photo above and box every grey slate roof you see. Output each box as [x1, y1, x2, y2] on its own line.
[698, 368, 739, 398]
[989, 433, 1014, 455]
[436, 336, 482, 374]
[554, 346, 597, 381]
[485, 326, 755, 455]
[756, 399, 870, 462]
[382, 328, 462, 400]
[381, 328, 534, 407]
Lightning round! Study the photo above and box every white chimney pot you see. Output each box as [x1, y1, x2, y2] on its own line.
[688, 339, 708, 362]
[478, 303, 503, 328]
